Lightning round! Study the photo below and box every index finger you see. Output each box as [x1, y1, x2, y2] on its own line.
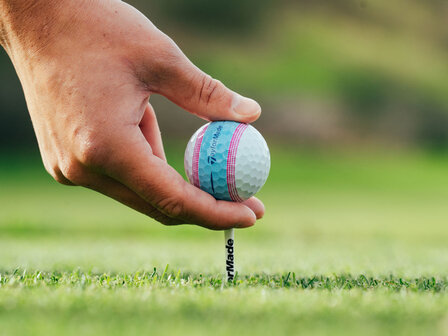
[103, 129, 257, 230]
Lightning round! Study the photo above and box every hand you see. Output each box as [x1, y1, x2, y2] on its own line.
[0, 0, 265, 229]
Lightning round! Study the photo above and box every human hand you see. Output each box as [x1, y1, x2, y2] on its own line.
[0, 0, 265, 229]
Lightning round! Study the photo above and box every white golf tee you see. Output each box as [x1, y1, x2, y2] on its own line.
[224, 228, 235, 282]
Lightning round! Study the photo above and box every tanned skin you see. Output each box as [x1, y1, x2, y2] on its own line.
[0, 0, 265, 230]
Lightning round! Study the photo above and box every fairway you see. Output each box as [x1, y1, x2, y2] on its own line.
[1, 146, 448, 335]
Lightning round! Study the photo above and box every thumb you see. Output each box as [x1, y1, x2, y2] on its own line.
[149, 39, 261, 122]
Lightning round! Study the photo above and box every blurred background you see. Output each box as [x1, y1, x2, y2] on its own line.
[1, 0, 448, 150]
[0, 0, 447, 273]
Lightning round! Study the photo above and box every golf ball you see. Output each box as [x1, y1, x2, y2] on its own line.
[184, 121, 270, 202]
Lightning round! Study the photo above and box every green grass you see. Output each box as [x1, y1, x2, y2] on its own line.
[2, 269, 448, 336]
[1, 145, 448, 335]
[1, 270, 448, 336]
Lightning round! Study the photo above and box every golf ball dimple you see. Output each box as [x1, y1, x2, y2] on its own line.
[184, 121, 270, 202]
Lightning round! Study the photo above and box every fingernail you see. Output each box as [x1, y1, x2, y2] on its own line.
[233, 95, 261, 116]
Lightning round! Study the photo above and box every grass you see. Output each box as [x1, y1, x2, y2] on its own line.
[1, 270, 448, 336]
[1, 145, 448, 335]
[2, 268, 448, 292]
[2, 269, 448, 336]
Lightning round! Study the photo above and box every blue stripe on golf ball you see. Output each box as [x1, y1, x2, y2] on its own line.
[198, 121, 240, 201]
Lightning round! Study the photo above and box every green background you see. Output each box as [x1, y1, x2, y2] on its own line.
[1, 0, 448, 335]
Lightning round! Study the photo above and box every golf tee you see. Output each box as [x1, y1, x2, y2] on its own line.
[224, 228, 235, 282]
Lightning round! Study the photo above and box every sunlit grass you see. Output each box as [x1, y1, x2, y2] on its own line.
[1, 146, 448, 335]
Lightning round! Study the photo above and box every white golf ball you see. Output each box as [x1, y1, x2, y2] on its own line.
[184, 121, 270, 202]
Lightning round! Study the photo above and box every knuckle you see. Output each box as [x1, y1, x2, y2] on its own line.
[76, 133, 107, 168]
[156, 196, 185, 219]
[44, 163, 72, 186]
[59, 159, 85, 185]
[52, 170, 71, 185]
[143, 205, 184, 226]
[198, 75, 221, 107]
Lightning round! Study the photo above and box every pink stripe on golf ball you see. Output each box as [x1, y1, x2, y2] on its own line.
[192, 125, 208, 188]
[227, 123, 248, 202]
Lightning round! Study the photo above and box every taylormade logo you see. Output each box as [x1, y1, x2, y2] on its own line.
[226, 238, 235, 281]
[207, 125, 223, 194]
[208, 125, 223, 160]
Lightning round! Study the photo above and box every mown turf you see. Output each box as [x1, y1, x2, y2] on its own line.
[2, 268, 448, 292]
[1, 146, 448, 335]
[1, 269, 448, 336]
